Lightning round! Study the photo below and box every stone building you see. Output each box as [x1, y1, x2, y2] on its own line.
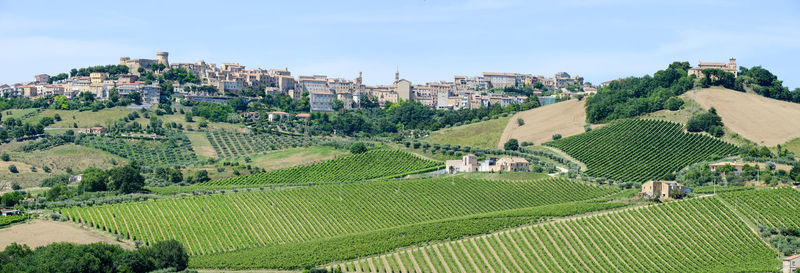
[641, 180, 686, 199]
[688, 58, 738, 78]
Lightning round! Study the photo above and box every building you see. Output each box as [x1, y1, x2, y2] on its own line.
[90, 72, 109, 84]
[267, 111, 290, 122]
[0, 209, 20, 216]
[490, 157, 530, 172]
[395, 79, 413, 102]
[482, 72, 517, 89]
[120, 52, 169, 75]
[445, 154, 480, 174]
[34, 74, 50, 84]
[79, 127, 106, 135]
[709, 162, 745, 175]
[310, 92, 334, 112]
[784, 254, 800, 273]
[641, 180, 686, 199]
[688, 58, 738, 78]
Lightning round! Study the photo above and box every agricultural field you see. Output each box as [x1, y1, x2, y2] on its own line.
[426, 115, 511, 148]
[60, 177, 620, 268]
[498, 99, 594, 148]
[718, 187, 800, 229]
[339, 197, 780, 272]
[206, 130, 317, 158]
[23, 107, 136, 128]
[198, 149, 442, 186]
[0, 143, 127, 188]
[546, 119, 738, 182]
[77, 134, 197, 167]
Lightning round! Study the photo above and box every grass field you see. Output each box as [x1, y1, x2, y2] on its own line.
[684, 87, 800, 146]
[24, 107, 136, 128]
[426, 115, 511, 148]
[782, 137, 800, 158]
[233, 146, 348, 171]
[186, 132, 217, 159]
[0, 143, 127, 188]
[498, 99, 596, 148]
[339, 196, 780, 272]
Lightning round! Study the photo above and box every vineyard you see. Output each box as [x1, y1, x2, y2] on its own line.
[206, 130, 316, 158]
[60, 177, 618, 257]
[718, 187, 800, 229]
[338, 197, 779, 272]
[198, 149, 442, 186]
[77, 133, 198, 167]
[546, 119, 738, 182]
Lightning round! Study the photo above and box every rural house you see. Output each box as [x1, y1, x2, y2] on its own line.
[784, 254, 800, 273]
[0, 209, 20, 216]
[709, 162, 745, 175]
[446, 154, 480, 174]
[641, 180, 686, 199]
[79, 127, 106, 135]
[489, 157, 530, 172]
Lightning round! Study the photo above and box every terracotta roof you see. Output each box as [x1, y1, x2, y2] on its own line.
[785, 254, 800, 260]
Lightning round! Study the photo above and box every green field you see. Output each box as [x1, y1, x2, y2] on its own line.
[197, 149, 442, 186]
[0, 143, 127, 188]
[206, 130, 317, 158]
[426, 115, 511, 148]
[77, 134, 198, 167]
[340, 196, 780, 272]
[718, 187, 800, 229]
[546, 119, 739, 182]
[61, 177, 619, 265]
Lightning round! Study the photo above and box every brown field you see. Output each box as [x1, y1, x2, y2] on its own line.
[498, 99, 593, 148]
[0, 220, 132, 250]
[685, 87, 800, 146]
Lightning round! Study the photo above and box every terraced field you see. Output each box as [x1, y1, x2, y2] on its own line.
[718, 187, 800, 229]
[546, 119, 738, 182]
[198, 149, 443, 186]
[60, 177, 618, 258]
[339, 197, 779, 272]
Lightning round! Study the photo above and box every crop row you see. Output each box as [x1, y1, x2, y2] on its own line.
[718, 187, 800, 229]
[77, 134, 198, 167]
[338, 197, 779, 272]
[199, 149, 442, 186]
[206, 130, 315, 158]
[60, 177, 618, 256]
[546, 119, 738, 182]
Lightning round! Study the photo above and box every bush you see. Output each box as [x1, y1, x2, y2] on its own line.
[350, 143, 368, 154]
[8, 165, 17, 173]
[664, 97, 684, 111]
[517, 118, 525, 126]
[552, 134, 562, 140]
[1, 153, 9, 161]
[504, 139, 519, 151]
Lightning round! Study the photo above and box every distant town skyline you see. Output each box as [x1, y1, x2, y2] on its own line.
[1, 0, 800, 88]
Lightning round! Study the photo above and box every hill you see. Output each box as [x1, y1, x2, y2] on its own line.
[61, 177, 619, 268]
[684, 87, 800, 146]
[339, 196, 780, 272]
[545, 119, 738, 182]
[195, 149, 442, 187]
[498, 99, 590, 148]
[426, 115, 511, 148]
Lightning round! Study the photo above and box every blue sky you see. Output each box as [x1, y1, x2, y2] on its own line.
[1, 0, 799, 88]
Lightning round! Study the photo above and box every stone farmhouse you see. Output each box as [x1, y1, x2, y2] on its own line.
[641, 180, 687, 199]
[688, 58, 738, 78]
[446, 154, 530, 174]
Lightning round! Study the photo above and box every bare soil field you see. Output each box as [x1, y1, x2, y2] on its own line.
[685, 87, 800, 146]
[0, 220, 132, 250]
[498, 99, 592, 148]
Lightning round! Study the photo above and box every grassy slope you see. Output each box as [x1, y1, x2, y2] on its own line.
[0, 143, 127, 188]
[426, 115, 511, 148]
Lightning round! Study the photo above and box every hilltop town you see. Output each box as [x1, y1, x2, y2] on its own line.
[0, 51, 595, 112]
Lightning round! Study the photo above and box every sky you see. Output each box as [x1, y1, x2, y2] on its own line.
[1, 0, 799, 88]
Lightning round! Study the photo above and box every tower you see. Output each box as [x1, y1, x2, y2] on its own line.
[156, 52, 169, 66]
[395, 68, 399, 83]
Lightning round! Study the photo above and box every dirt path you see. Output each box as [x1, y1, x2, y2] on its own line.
[686, 87, 800, 146]
[498, 99, 590, 148]
[0, 220, 132, 250]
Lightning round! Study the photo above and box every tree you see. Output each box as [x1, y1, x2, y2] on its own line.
[193, 170, 210, 184]
[517, 118, 525, 126]
[552, 134, 562, 140]
[8, 165, 17, 173]
[1, 153, 9, 161]
[504, 138, 519, 151]
[333, 99, 344, 112]
[107, 165, 144, 194]
[228, 98, 248, 112]
[350, 142, 368, 154]
[79, 168, 108, 192]
[664, 97, 684, 111]
[140, 240, 189, 271]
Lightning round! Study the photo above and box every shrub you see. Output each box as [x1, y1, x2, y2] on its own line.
[504, 139, 519, 151]
[350, 143, 368, 154]
[1, 153, 9, 161]
[664, 97, 684, 111]
[517, 118, 525, 126]
[8, 165, 17, 173]
[552, 134, 562, 140]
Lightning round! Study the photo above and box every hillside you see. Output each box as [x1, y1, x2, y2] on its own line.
[498, 99, 590, 148]
[545, 119, 738, 182]
[426, 115, 511, 148]
[339, 196, 780, 272]
[683, 87, 800, 146]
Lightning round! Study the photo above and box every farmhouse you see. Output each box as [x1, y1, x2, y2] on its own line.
[709, 162, 745, 175]
[489, 157, 530, 172]
[78, 127, 106, 135]
[0, 209, 20, 216]
[641, 180, 686, 199]
[688, 58, 738, 77]
[445, 154, 480, 174]
[784, 254, 800, 273]
[267, 111, 289, 121]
